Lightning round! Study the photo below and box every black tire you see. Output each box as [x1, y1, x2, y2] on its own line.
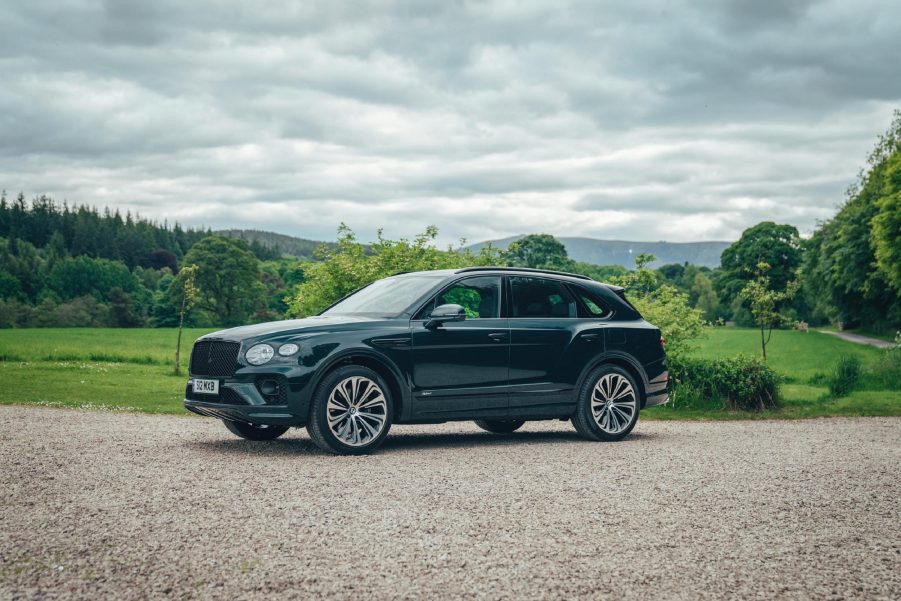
[572, 364, 640, 442]
[307, 365, 394, 455]
[474, 419, 525, 433]
[222, 419, 289, 441]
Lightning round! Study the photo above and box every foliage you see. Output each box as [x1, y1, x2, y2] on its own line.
[739, 261, 800, 360]
[287, 225, 501, 317]
[611, 254, 705, 361]
[827, 355, 861, 398]
[182, 236, 266, 326]
[717, 221, 802, 305]
[801, 111, 901, 331]
[173, 265, 199, 375]
[503, 234, 573, 270]
[669, 355, 781, 412]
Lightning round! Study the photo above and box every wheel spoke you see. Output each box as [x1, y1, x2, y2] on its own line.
[326, 375, 388, 447]
[591, 373, 635, 434]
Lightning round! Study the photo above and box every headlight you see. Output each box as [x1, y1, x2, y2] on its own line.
[245, 344, 274, 365]
[278, 343, 300, 356]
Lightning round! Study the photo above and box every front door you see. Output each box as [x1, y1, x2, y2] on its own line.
[410, 276, 509, 418]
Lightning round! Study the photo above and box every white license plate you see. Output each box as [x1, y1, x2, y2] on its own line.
[193, 379, 219, 395]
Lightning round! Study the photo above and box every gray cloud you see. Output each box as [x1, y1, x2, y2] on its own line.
[0, 0, 898, 244]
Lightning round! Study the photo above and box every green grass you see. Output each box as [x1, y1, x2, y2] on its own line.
[0, 326, 897, 419]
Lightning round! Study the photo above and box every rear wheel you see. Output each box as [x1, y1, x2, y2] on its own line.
[222, 420, 289, 441]
[474, 419, 525, 433]
[307, 365, 393, 455]
[572, 365, 640, 441]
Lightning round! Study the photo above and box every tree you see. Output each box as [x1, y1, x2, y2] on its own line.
[173, 265, 199, 375]
[503, 234, 573, 270]
[739, 261, 800, 360]
[717, 222, 801, 306]
[611, 254, 705, 362]
[872, 151, 901, 291]
[182, 236, 265, 326]
[691, 272, 720, 321]
[287, 225, 501, 318]
[108, 287, 142, 327]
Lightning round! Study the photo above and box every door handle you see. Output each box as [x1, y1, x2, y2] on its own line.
[488, 332, 509, 342]
[579, 332, 601, 341]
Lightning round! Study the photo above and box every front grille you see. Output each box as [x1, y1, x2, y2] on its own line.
[190, 340, 240, 377]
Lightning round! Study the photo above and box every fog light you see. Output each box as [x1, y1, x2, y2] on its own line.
[259, 379, 279, 396]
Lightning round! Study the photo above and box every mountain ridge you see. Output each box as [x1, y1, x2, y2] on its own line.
[217, 229, 731, 268]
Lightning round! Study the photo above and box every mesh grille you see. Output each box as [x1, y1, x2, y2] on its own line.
[189, 341, 240, 377]
[255, 375, 289, 405]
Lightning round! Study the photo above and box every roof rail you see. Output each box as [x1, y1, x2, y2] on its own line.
[454, 266, 592, 281]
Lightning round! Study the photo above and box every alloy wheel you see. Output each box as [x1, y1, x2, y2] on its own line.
[326, 376, 388, 447]
[591, 373, 637, 434]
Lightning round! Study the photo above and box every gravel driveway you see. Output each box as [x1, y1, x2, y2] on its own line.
[1, 406, 899, 600]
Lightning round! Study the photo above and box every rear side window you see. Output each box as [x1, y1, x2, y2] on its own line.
[510, 277, 577, 318]
[573, 287, 612, 318]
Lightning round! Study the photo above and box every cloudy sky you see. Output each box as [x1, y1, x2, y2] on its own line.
[1, 1, 899, 244]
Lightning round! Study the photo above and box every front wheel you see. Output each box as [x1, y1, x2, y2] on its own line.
[307, 365, 394, 455]
[572, 365, 640, 441]
[222, 420, 289, 441]
[474, 419, 525, 433]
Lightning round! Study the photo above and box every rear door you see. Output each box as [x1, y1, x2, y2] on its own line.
[410, 276, 510, 419]
[507, 276, 604, 416]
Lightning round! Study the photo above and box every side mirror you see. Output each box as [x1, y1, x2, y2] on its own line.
[425, 304, 466, 329]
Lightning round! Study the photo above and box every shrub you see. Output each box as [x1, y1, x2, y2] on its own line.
[669, 355, 781, 411]
[862, 342, 901, 392]
[827, 355, 862, 397]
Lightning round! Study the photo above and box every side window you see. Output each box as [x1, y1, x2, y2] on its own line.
[415, 276, 500, 320]
[510, 277, 577, 319]
[574, 287, 611, 318]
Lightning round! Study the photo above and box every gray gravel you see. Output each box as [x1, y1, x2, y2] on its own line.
[1, 406, 899, 600]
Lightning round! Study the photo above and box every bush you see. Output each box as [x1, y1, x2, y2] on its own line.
[827, 355, 862, 397]
[862, 341, 901, 392]
[670, 355, 781, 411]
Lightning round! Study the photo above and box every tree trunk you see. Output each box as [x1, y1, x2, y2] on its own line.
[760, 325, 767, 361]
[174, 294, 187, 375]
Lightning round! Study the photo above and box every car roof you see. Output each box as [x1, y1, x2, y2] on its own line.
[392, 266, 622, 291]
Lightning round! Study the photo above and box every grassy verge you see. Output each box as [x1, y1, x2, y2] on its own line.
[0, 327, 897, 419]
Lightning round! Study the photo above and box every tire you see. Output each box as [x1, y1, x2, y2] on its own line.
[222, 419, 289, 441]
[307, 365, 394, 455]
[474, 419, 525, 433]
[572, 364, 640, 442]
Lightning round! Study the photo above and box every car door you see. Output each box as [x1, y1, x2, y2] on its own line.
[410, 275, 510, 418]
[507, 276, 603, 416]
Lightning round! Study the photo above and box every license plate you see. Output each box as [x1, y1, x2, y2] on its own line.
[193, 379, 219, 395]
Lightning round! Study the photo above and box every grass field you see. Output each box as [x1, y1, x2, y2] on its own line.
[0, 327, 897, 419]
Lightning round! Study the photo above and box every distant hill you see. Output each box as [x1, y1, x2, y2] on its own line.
[467, 236, 731, 268]
[216, 229, 329, 260]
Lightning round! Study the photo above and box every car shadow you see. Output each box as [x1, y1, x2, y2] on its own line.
[187, 427, 660, 457]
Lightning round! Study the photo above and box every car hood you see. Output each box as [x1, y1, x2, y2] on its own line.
[201, 315, 385, 341]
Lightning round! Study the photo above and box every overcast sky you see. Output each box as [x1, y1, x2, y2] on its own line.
[1, 1, 899, 244]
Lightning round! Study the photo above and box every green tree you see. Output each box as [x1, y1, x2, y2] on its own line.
[183, 236, 265, 326]
[287, 225, 501, 318]
[611, 254, 705, 362]
[739, 261, 800, 360]
[108, 287, 142, 327]
[503, 234, 573, 270]
[717, 222, 801, 307]
[173, 265, 199, 375]
[872, 151, 901, 291]
[691, 271, 720, 321]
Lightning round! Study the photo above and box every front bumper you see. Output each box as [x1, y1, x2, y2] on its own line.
[184, 377, 307, 426]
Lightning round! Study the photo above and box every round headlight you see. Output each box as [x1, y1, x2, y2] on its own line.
[278, 343, 300, 356]
[245, 344, 274, 365]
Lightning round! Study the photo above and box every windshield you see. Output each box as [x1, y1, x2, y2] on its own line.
[320, 275, 446, 317]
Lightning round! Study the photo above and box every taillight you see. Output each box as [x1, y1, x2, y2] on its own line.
[660, 336, 666, 348]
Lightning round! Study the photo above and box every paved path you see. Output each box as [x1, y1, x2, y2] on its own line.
[1, 406, 900, 600]
[818, 329, 897, 348]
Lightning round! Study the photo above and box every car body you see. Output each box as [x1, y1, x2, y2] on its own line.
[184, 266, 669, 453]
